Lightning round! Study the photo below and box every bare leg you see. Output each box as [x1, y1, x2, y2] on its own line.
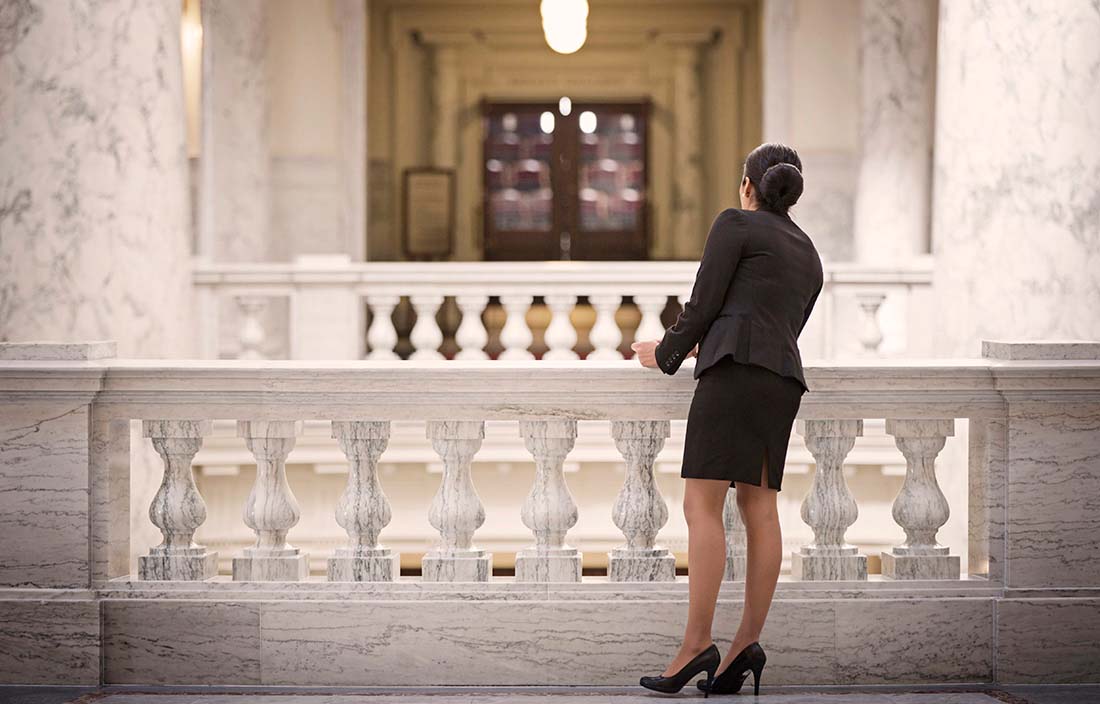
[660, 476, 729, 676]
[718, 455, 782, 676]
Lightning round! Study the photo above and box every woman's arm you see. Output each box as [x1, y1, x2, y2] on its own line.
[653, 209, 745, 375]
[798, 281, 823, 336]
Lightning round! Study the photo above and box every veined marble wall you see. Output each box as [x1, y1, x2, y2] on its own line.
[0, 0, 193, 356]
[931, 0, 1100, 355]
[852, 0, 936, 262]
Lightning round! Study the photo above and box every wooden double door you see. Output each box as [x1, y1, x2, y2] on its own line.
[482, 100, 650, 261]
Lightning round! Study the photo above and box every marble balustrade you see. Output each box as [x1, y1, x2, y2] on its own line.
[2, 340, 1099, 686]
[0, 338, 1087, 587]
[192, 257, 933, 361]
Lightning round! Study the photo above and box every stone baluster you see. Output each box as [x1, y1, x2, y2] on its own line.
[882, 419, 960, 579]
[236, 295, 268, 360]
[633, 294, 668, 346]
[328, 421, 399, 582]
[587, 294, 624, 360]
[791, 419, 867, 580]
[608, 420, 676, 581]
[542, 293, 579, 360]
[515, 420, 582, 582]
[233, 420, 308, 581]
[365, 294, 400, 359]
[454, 294, 490, 360]
[423, 420, 492, 581]
[409, 294, 445, 360]
[498, 294, 534, 360]
[138, 420, 218, 581]
[855, 292, 886, 354]
[723, 489, 748, 581]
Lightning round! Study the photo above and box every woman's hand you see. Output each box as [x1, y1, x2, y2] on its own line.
[631, 340, 660, 368]
[632, 341, 698, 369]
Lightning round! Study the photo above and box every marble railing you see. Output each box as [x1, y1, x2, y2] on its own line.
[2, 340, 1099, 686]
[192, 256, 934, 361]
[6, 338, 1098, 589]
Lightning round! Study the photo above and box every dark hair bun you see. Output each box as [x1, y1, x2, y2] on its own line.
[758, 162, 803, 212]
[743, 143, 804, 214]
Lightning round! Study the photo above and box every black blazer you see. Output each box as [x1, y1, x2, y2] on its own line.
[654, 207, 823, 392]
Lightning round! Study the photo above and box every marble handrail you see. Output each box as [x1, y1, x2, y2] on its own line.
[2, 356, 1061, 420]
[2, 341, 1099, 591]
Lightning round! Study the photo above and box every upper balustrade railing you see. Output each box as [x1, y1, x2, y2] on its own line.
[4, 339, 1098, 593]
[192, 256, 933, 361]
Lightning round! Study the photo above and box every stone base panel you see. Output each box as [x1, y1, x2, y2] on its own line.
[1, 588, 1096, 686]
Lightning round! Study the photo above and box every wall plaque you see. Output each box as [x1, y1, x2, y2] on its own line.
[403, 167, 455, 260]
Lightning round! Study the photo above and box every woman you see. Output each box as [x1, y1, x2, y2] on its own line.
[630, 142, 823, 697]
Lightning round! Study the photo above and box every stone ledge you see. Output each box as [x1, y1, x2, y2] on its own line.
[982, 339, 1100, 361]
[0, 341, 117, 361]
[75, 574, 1005, 601]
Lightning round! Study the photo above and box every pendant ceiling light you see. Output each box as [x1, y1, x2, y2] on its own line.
[541, 0, 589, 55]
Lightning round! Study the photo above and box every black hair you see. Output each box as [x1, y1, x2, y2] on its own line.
[743, 142, 804, 215]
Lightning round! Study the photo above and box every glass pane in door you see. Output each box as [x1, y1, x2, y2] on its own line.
[485, 109, 554, 232]
[577, 109, 645, 232]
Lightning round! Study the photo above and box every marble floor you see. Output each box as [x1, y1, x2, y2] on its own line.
[2, 686, 1098, 704]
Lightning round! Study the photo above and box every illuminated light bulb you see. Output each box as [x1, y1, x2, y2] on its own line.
[579, 110, 597, 134]
[559, 96, 572, 116]
[541, 0, 589, 55]
[540, 110, 556, 134]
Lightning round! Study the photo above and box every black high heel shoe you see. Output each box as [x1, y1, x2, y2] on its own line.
[696, 641, 766, 696]
[640, 642, 720, 698]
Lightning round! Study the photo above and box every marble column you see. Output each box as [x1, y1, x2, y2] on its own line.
[199, 0, 280, 360]
[761, 0, 796, 145]
[515, 420, 582, 582]
[432, 44, 460, 170]
[0, 0, 196, 576]
[198, 0, 270, 262]
[852, 0, 937, 263]
[669, 43, 704, 260]
[0, 0, 194, 356]
[791, 419, 867, 581]
[425, 35, 473, 260]
[931, 0, 1100, 355]
[882, 419, 959, 580]
[335, 0, 368, 261]
[138, 421, 218, 581]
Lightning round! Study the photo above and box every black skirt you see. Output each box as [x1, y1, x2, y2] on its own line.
[680, 355, 805, 491]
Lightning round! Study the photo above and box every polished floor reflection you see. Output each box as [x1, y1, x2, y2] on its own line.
[4, 685, 1097, 704]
